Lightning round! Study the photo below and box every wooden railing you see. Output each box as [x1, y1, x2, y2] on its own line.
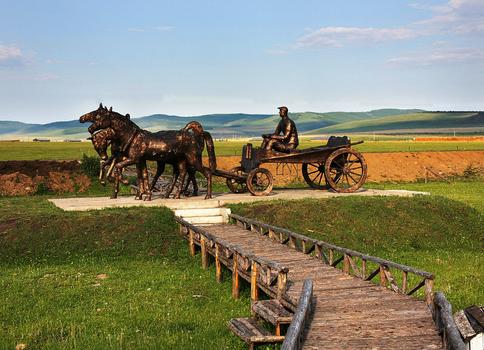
[175, 216, 290, 305]
[433, 292, 466, 350]
[281, 279, 313, 350]
[229, 214, 435, 308]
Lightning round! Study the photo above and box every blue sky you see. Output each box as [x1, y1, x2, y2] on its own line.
[0, 0, 483, 123]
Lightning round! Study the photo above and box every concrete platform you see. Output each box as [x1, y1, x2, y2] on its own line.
[48, 188, 429, 212]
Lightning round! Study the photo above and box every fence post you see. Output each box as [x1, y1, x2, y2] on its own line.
[232, 253, 240, 299]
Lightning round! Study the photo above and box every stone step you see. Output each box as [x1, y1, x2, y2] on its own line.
[174, 208, 231, 225]
[228, 317, 285, 347]
[174, 208, 228, 218]
[252, 299, 293, 327]
[182, 215, 226, 225]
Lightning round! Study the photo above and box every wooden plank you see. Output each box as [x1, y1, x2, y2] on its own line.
[454, 310, 477, 341]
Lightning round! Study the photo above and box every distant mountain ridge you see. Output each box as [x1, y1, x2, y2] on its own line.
[1, 109, 483, 139]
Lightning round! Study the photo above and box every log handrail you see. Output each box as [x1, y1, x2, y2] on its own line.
[175, 216, 290, 302]
[176, 216, 288, 273]
[281, 279, 313, 350]
[229, 213, 434, 305]
[433, 292, 466, 350]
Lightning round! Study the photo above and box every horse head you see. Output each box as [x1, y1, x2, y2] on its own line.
[79, 103, 109, 124]
[90, 128, 116, 161]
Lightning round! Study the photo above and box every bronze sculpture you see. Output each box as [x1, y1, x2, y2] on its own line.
[261, 106, 299, 153]
[80, 104, 216, 200]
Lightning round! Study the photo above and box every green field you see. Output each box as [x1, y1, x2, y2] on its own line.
[1, 179, 483, 348]
[0, 140, 484, 160]
[230, 181, 484, 311]
[0, 200, 250, 350]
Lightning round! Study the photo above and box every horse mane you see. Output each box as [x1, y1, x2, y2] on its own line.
[109, 110, 140, 131]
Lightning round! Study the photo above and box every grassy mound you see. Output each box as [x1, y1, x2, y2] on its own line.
[230, 195, 483, 310]
[0, 198, 248, 349]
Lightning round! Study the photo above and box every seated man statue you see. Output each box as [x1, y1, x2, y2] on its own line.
[261, 106, 299, 153]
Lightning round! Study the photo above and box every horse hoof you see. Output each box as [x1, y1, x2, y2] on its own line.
[110, 195, 118, 199]
[134, 196, 141, 200]
[204, 194, 212, 200]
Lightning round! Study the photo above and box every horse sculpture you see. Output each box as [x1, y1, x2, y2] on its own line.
[80, 104, 216, 200]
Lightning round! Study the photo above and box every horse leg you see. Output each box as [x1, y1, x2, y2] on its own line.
[164, 165, 179, 198]
[174, 162, 187, 199]
[201, 167, 212, 199]
[135, 163, 144, 200]
[187, 168, 198, 196]
[115, 158, 139, 199]
[142, 162, 152, 201]
[150, 161, 165, 192]
[111, 166, 121, 199]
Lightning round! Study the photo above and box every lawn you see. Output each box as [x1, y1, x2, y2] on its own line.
[0, 198, 250, 350]
[1, 180, 483, 348]
[0, 140, 483, 160]
[230, 186, 483, 311]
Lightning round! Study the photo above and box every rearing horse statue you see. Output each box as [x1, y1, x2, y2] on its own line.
[80, 104, 216, 200]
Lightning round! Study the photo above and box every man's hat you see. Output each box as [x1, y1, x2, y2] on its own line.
[277, 106, 288, 113]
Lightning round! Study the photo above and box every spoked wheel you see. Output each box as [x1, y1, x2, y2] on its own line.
[247, 168, 273, 196]
[324, 148, 367, 193]
[226, 166, 248, 193]
[302, 162, 328, 189]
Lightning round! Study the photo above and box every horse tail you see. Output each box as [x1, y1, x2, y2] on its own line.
[203, 131, 217, 171]
[183, 121, 205, 151]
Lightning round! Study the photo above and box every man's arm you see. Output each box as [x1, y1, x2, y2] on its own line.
[272, 120, 293, 141]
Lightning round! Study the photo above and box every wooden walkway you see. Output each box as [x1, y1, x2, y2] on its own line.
[176, 215, 443, 349]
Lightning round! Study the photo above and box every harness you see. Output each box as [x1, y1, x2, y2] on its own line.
[122, 129, 139, 152]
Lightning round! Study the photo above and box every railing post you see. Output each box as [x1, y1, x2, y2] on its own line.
[232, 253, 240, 299]
[188, 229, 196, 257]
[215, 244, 222, 283]
[200, 236, 208, 269]
[277, 271, 287, 300]
[343, 254, 350, 274]
[251, 261, 259, 303]
[379, 265, 388, 287]
[361, 259, 367, 279]
[289, 235, 296, 249]
[402, 271, 408, 294]
[425, 278, 434, 311]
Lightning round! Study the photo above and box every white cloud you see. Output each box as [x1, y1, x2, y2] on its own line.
[0, 45, 23, 63]
[387, 46, 484, 66]
[292, 0, 484, 49]
[295, 27, 419, 48]
[33, 73, 59, 81]
[128, 26, 174, 33]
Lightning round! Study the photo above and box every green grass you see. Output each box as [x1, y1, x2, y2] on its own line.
[230, 193, 483, 311]
[0, 140, 484, 160]
[306, 111, 483, 134]
[367, 179, 484, 213]
[1, 180, 483, 348]
[0, 198, 250, 349]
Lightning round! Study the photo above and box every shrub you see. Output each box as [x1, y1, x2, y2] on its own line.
[80, 154, 100, 178]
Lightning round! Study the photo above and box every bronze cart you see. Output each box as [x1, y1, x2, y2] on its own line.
[214, 136, 368, 196]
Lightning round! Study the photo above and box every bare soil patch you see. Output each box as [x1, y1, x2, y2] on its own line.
[0, 160, 91, 196]
[211, 151, 484, 185]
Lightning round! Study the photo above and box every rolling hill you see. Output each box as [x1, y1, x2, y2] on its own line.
[0, 109, 482, 139]
[304, 112, 484, 134]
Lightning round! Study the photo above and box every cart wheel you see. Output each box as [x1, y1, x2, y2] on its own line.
[226, 166, 248, 193]
[302, 162, 328, 189]
[324, 148, 367, 193]
[247, 168, 273, 196]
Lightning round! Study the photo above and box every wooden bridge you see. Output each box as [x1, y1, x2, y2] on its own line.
[175, 213, 465, 350]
